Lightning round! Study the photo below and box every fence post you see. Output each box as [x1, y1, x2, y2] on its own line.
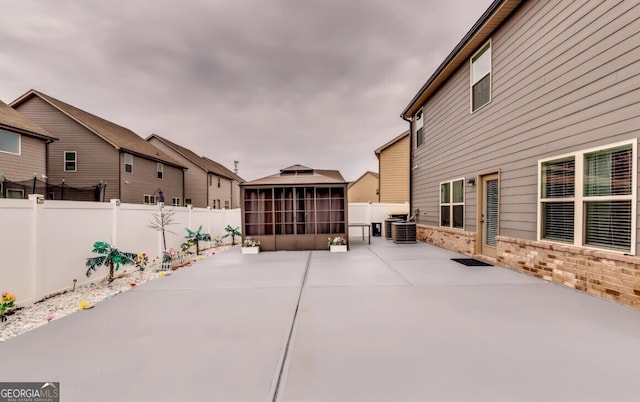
[187, 204, 193, 229]
[110, 199, 120, 247]
[27, 195, 44, 301]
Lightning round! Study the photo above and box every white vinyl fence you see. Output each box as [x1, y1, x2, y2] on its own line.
[0, 198, 407, 305]
[0, 196, 240, 305]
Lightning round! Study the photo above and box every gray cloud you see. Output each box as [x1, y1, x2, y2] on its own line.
[1, 0, 494, 181]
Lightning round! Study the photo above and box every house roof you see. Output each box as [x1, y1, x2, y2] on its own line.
[202, 157, 245, 183]
[147, 134, 243, 182]
[243, 165, 347, 186]
[10, 90, 185, 169]
[0, 100, 56, 141]
[374, 130, 409, 156]
[348, 171, 379, 189]
[401, 0, 523, 118]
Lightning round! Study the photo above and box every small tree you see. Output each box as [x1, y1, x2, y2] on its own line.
[86, 241, 137, 283]
[223, 225, 242, 245]
[181, 226, 211, 255]
[147, 205, 177, 251]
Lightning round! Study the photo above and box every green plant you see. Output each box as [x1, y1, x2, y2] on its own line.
[223, 225, 242, 245]
[85, 241, 137, 282]
[328, 236, 346, 246]
[1, 292, 16, 322]
[181, 226, 211, 255]
[242, 238, 260, 247]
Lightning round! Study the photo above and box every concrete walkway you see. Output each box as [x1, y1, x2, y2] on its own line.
[0, 238, 638, 401]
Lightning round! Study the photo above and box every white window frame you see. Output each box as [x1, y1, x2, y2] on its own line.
[0, 129, 20, 155]
[537, 139, 637, 255]
[143, 195, 156, 205]
[224, 200, 230, 209]
[124, 153, 133, 173]
[439, 178, 465, 229]
[157, 163, 164, 180]
[64, 151, 77, 172]
[172, 197, 181, 207]
[470, 39, 492, 113]
[414, 108, 424, 148]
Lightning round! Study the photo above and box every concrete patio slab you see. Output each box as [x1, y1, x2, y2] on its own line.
[0, 238, 638, 402]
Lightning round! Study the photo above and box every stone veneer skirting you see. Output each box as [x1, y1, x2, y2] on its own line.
[416, 224, 640, 310]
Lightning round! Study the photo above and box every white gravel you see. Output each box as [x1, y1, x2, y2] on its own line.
[0, 247, 229, 342]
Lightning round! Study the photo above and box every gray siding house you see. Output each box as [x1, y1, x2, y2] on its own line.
[0, 100, 56, 198]
[147, 134, 244, 208]
[402, 0, 640, 309]
[11, 90, 186, 204]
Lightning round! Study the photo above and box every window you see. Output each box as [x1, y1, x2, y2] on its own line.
[7, 189, 24, 199]
[172, 197, 181, 206]
[0, 129, 20, 155]
[224, 200, 230, 209]
[539, 141, 636, 253]
[124, 153, 133, 173]
[218, 177, 221, 188]
[185, 198, 192, 206]
[440, 179, 464, 229]
[64, 151, 77, 172]
[471, 41, 491, 112]
[144, 195, 156, 205]
[157, 163, 163, 180]
[414, 109, 424, 148]
[216, 199, 221, 209]
[209, 175, 213, 186]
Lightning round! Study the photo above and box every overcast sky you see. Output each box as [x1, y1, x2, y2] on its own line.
[1, 0, 493, 182]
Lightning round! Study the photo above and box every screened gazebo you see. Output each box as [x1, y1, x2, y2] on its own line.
[240, 165, 349, 251]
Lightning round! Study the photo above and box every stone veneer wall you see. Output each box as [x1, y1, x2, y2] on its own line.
[416, 224, 475, 255]
[415, 225, 640, 310]
[497, 236, 640, 310]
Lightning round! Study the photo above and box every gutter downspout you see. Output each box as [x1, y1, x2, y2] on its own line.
[118, 151, 121, 201]
[401, 115, 413, 221]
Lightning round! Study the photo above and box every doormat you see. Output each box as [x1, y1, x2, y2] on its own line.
[451, 258, 493, 267]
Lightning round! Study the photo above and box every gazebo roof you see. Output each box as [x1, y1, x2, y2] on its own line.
[243, 165, 346, 186]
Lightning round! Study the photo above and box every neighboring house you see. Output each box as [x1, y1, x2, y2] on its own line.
[401, 0, 640, 309]
[348, 171, 379, 203]
[0, 100, 56, 198]
[202, 157, 244, 209]
[241, 165, 348, 251]
[146, 134, 244, 208]
[374, 130, 409, 203]
[11, 90, 185, 204]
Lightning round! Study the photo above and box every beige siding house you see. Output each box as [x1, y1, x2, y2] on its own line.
[348, 171, 379, 203]
[11, 90, 185, 204]
[0, 100, 56, 198]
[147, 134, 244, 208]
[402, 0, 640, 309]
[375, 131, 409, 203]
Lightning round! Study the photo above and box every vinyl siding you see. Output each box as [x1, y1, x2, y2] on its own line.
[209, 176, 234, 208]
[147, 138, 208, 207]
[348, 172, 379, 203]
[13, 97, 120, 200]
[0, 133, 47, 181]
[379, 135, 409, 203]
[412, 0, 640, 250]
[120, 153, 183, 204]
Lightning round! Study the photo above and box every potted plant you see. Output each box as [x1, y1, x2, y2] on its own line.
[328, 236, 347, 252]
[242, 238, 261, 254]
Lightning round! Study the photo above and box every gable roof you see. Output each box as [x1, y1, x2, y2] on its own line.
[201, 157, 245, 183]
[0, 100, 56, 141]
[401, 0, 523, 118]
[10, 90, 185, 169]
[375, 130, 409, 156]
[243, 165, 346, 186]
[147, 134, 244, 182]
[348, 171, 379, 189]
